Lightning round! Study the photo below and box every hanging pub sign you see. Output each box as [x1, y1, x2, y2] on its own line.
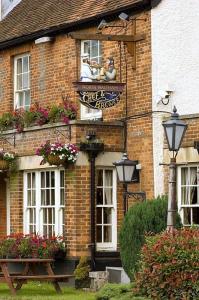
[73, 56, 125, 109]
[73, 82, 125, 109]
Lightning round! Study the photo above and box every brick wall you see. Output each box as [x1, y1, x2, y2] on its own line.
[0, 10, 153, 256]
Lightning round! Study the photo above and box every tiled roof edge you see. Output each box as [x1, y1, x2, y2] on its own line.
[0, 0, 152, 50]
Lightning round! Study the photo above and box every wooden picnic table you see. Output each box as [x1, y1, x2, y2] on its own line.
[0, 258, 73, 295]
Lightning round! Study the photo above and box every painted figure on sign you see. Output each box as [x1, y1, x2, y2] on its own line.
[100, 57, 117, 81]
[80, 55, 98, 82]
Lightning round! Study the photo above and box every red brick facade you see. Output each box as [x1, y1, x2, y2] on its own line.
[0, 9, 153, 262]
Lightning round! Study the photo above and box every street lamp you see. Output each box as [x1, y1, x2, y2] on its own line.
[162, 106, 187, 231]
[113, 153, 140, 214]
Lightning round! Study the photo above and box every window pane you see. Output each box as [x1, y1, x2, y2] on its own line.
[23, 56, 29, 72]
[51, 172, 55, 187]
[105, 170, 113, 187]
[60, 171, 64, 187]
[97, 170, 103, 186]
[97, 188, 103, 205]
[97, 208, 102, 224]
[48, 208, 52, 223]
[46, 189, 50, 205]
[104, 188, 112, 205]
[51, 189, 55, 205]
[17, 58, 22, 74]
[17, 74, 22, 90]
[27, 190, 31, 206]
[183, 208, 191, 225]
[181, 187, 189, 205]
[43, 209, 47, 223]
[83, 41, 90, 55]
[41, 172, 45, 188]
[32, 190, 36, 206]
[27, 173, 31, 189]
[181, 168, 187, 185]
[104, 226, 112, 242]
[104, 208, 112, 224]
[60, 189, 64, 205]
[46, 172, 50, 188]
[41, 190, 45, 205]
[96, 226, 102, 243]
[23, 73, 29, 89]
[192, 207, 199, 224]
[190, 186, 197, 204]
[91, 40, 98, 58]
[32, 173, 35, 188]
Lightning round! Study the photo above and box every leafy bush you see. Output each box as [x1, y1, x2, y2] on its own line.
[96, 283, 148, 300]
[74, 256, 90, 281]
[119, 196, 181, 279]
[135, 228, 199, 300]
[96, 283, 133, 300]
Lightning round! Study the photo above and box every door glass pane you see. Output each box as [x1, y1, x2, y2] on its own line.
[41, 190, 45, 205]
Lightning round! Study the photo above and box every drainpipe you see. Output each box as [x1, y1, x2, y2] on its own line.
[80, 139, 104, 270]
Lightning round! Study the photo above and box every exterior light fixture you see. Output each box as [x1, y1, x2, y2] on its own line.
[113, 153, 137, 183]
[162, 106, 187, 231]
[118, 12, 129, 21]
[113, 153, 144, 214]
[162, 106, 187, 154]
[97, 19, 108, 30]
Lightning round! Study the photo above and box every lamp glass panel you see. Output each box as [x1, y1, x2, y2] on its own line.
[124, 165, 135, 182]
[175, 125, 185, 150]
[165, 126, 174, 150]
[116, 165, 124, 182]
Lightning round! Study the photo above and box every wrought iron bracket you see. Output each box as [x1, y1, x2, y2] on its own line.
[126, 191, 146, 202]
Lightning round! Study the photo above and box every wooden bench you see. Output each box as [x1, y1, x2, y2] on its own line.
[0, 258, 73, 295]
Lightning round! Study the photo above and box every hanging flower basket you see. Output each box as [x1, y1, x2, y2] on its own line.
[0, 150, 15, 171]
[0, 159, 9, 170]
[36, 141, 79, 167]
[46, 154, 66, 166]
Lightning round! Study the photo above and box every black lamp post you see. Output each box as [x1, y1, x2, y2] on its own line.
[113, 153, 138, 214]
[162, 106, 187, 231]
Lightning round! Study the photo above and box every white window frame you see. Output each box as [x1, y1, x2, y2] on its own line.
[96, 168, 117, 251]
[23, 169, 65, 237]
[177, 164, 199, 226]
[80, 40, 102, 120]
[14, 53, 30, 110]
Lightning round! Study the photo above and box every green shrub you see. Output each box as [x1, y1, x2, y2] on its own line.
[95, 283, 133, 300]
[119, 196, 181, 279]
[74, 256, 91, 289]
[135, 228, 199, 300]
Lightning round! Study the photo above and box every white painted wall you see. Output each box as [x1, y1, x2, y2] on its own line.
[151, 0, 199, 196]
